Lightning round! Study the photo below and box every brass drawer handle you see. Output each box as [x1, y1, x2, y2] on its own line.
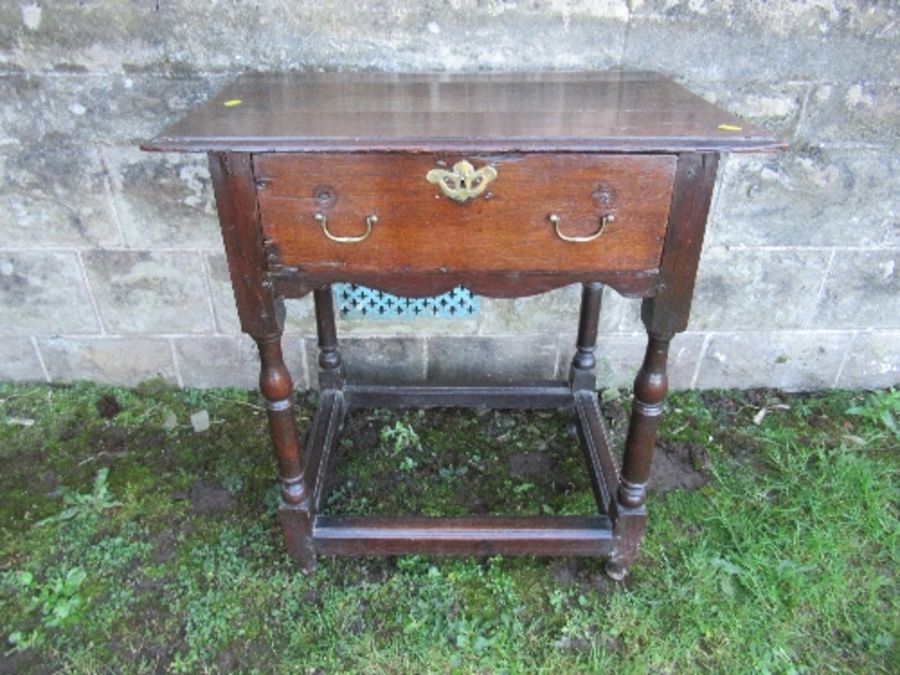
[314, 212, 377, 243]
[549, 213, 614, 243]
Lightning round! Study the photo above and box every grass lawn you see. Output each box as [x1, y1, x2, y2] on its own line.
[0, 381, 896, 673]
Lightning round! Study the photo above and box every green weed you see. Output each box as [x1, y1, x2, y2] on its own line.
[0, 382, 896, 672]
[36, 468, 122, 527]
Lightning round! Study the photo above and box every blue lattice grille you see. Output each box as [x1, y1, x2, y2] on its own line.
[334, 284, 479, 319]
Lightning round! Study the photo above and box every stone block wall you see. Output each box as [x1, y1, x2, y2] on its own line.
[1, 1, 897, 391]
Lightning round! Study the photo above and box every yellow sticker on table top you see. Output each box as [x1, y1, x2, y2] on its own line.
[718, 123, 743, 131]
[223, 99, 243, 107]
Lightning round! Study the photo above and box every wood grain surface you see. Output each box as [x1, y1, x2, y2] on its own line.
[255, 153, 676, 274]
[142, 71, 782, 154]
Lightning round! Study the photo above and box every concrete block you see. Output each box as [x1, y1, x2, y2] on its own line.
[813, 250, 899, 329]
[307, 336, 425, 388]
[708, 149, 898, 248]
[624, 4, 899, 82]
[696, 331, 853, 391]
[799, 82, 900, 148]
[0, 251, 99, 335]
[837, 330, 900, 389]
[37, 336, 176, 386]
[0, 338, 45, 381]
[426, 336, 557, 384]
[690, 247, 831, 330]
[83, 250, 214, 334]
[104, 146, 220, 249]
[0, 138, 121, 248]
[557, 332, 704, 390]
[174, 335, 307, 390]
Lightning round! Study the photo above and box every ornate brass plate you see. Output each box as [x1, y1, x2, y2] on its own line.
[426, 160, 497, 203]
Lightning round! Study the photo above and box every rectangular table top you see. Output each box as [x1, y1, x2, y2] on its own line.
[143, 70, 781, 154]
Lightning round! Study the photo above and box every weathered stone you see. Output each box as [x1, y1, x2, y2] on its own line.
[813, 250, 899, 329]
[0, 338, 45, 381]
[335, 312, 479, 338]
[690, 247, 831, 330]
[104, 146, 220, 249]
[283, 297, 318, 336]
[708, 149, 898, 248]
[481, 283, 646, 336]
[0, 72, 225, 147]
[625, 3, 899, 82]
[599, 287, 645, 334]
[0, 138, 121, 248]
[83, 251, 213, 334]
[204, 252, 241, 335]
[205, 254, 320, 336]
[174, 335, 307, 390]
[307, 336, 425, 388]
[691, 80, 809, 138]
[837, 330, 900, 389]
[0, 251, 99, 335]
[0, 3, 627, 73]
[696, 331, 853, 391]
[427, 336, 557, 384]
[478, 285, 581, 335]
[799, 82, 900, 148]
[37, 336, 176, 385]
[557, 332, 704, 390]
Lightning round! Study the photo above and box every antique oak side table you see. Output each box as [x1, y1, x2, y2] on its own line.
[143, 72, 779, 578]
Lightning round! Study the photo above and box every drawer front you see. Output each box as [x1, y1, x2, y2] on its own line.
[254, 153, 676, 274]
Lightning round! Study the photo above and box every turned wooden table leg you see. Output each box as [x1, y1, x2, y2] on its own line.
[209, 152, 316, 569]
[607, 332, 671, 579]
[255, 333, 315, 569]
[570, 282, 604, 392]
[314, 285, 344, 390]
[606, 153, 718, 579]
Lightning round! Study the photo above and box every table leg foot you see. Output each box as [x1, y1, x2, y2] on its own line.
[604, 559, 627, 581]
[607, 502, 647, 579]
[279, 501, 316, 572]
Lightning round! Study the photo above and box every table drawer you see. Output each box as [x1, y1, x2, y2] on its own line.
[254, 153, 676, 274]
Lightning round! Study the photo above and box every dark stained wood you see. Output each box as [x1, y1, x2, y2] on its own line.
[313, 285, 344, 390]
[619, 334, 671, 509]
[570, 283, 604, 390]
[312, 515, 614, 556]
[272, 269, 660, 300]
[208, 152, 279, 336]
[255, 153, 675, 275]
[143, 71, 783, 154]
[641, 153, 719, 334]
[344, 382, 574, 410]
[573, 390, 620, 515]
[144, 71, 779, 579]
[304, 389, 346, 513]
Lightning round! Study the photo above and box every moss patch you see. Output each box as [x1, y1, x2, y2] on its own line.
[0, 382, 897, 672]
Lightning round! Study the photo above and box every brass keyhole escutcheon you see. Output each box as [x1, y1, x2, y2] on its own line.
[426, 160, 497, 203]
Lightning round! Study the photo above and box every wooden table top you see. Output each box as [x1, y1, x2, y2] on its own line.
[143, 71, 781, 154]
